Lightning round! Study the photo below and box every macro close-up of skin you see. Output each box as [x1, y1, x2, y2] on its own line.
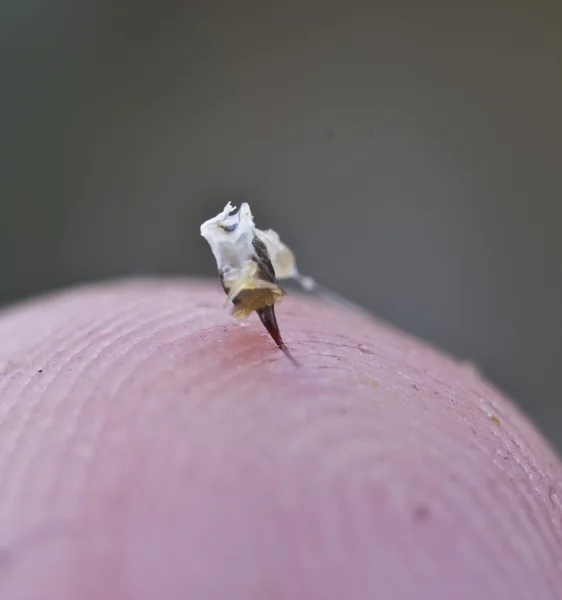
[2, 0, 562, 598]
[0, 279, 560, 599]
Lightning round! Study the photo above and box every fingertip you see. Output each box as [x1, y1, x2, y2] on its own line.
[0, 279, 560, 599]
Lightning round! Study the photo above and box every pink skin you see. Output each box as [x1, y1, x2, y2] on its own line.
[0, 279, 560, 599]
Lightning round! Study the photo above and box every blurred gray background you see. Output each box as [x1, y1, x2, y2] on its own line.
[1, 1, 561, 449]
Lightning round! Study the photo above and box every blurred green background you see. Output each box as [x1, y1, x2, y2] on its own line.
[1, 1, 561, 449]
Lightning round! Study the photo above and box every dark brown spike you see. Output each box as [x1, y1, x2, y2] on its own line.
[256, 305, 299, 366]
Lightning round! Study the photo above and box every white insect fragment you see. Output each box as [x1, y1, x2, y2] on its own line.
[200, 202, 299, 284]
[200, 202, 256, 276]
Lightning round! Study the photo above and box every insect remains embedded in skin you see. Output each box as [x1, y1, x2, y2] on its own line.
[201, 202, 367, 365]
[200, 202, 300, 365]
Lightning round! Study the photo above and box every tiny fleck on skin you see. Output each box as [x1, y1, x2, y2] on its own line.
[412, 504, 432, 523]
[488, 413, 501, 426]
[362, 378, 380, 388]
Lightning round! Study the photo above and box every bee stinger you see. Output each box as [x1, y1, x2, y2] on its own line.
[200, 202, 300, 365]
